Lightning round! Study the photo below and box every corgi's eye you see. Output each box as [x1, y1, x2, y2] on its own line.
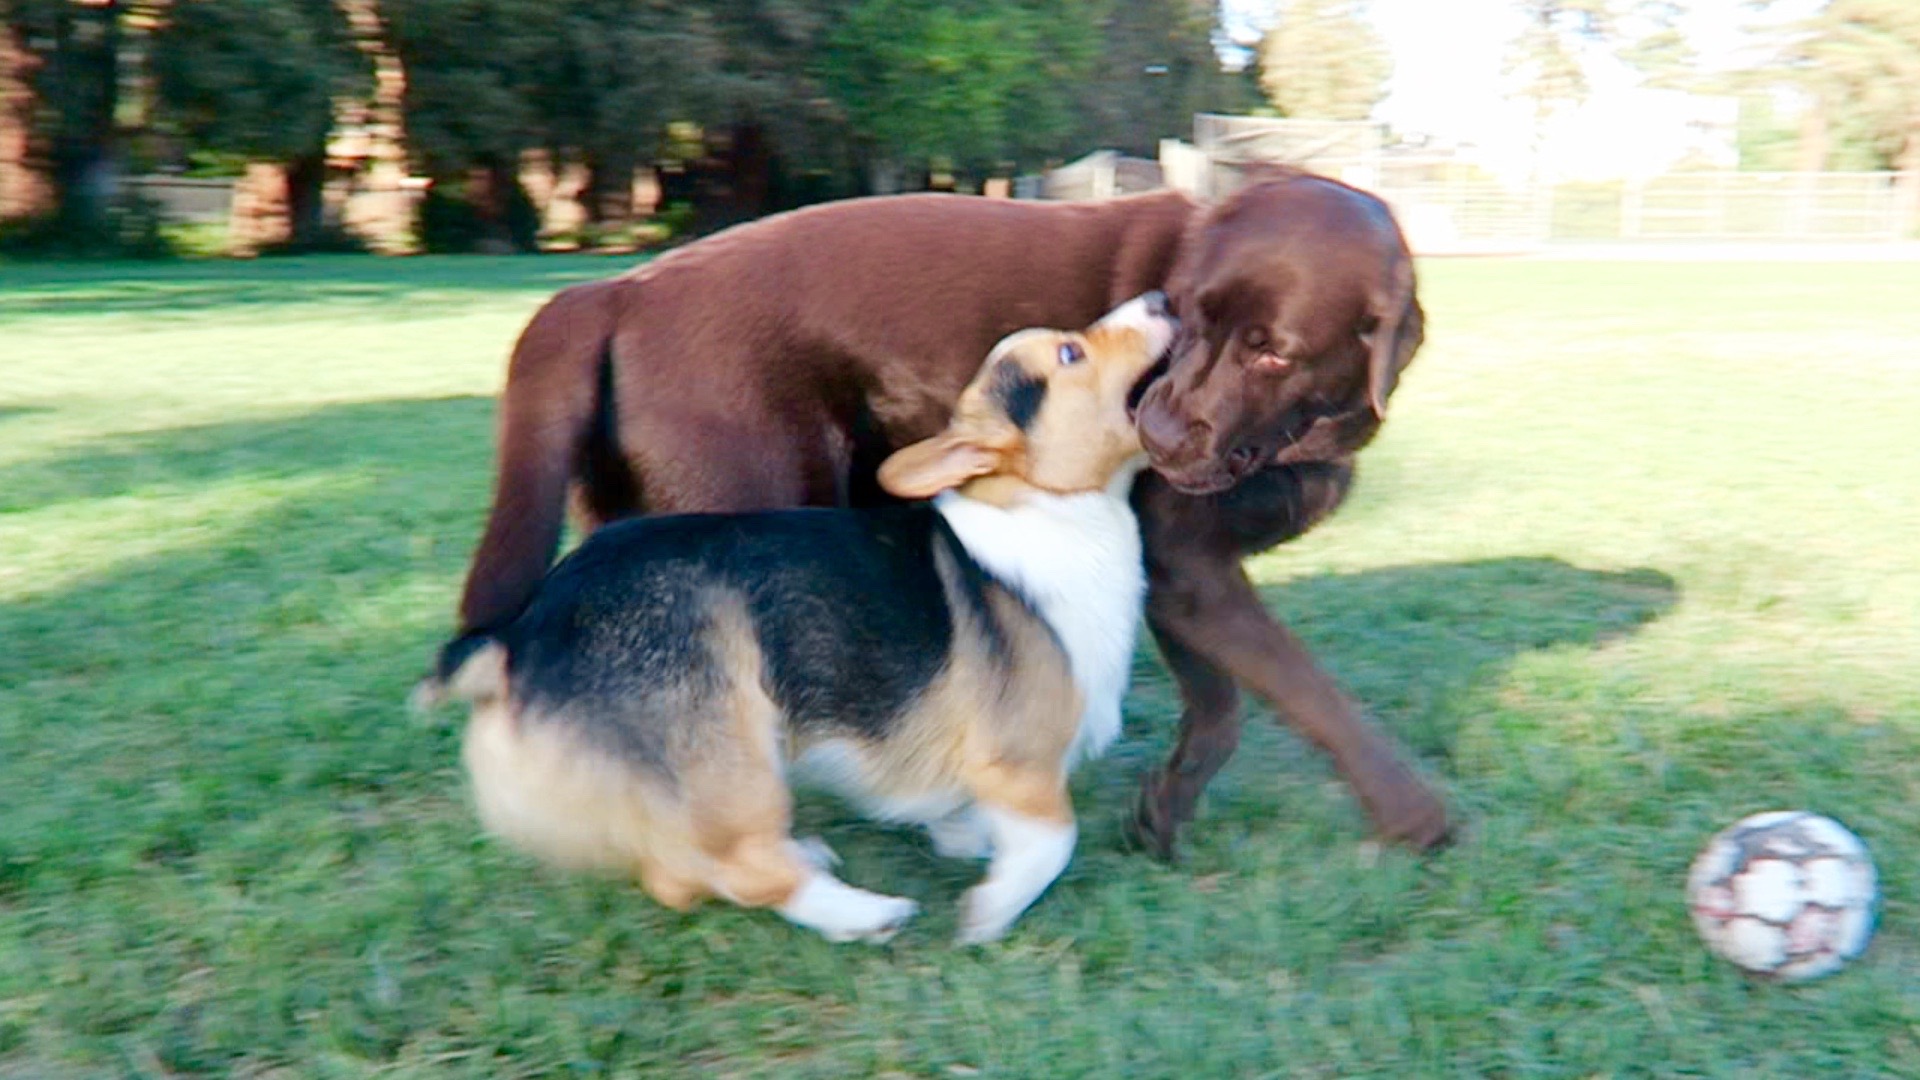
[1058, 341, 1084, 366]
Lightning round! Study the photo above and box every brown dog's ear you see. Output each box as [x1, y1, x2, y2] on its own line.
[1363, 257, 1423, 419]
[877, 433, 1001, 499]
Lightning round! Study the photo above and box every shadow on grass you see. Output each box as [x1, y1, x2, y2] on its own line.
[0, 396, 494, 513]
[1253, 558, 1680, 760]
[0, 405, 51, 426]
[1, 396, 1677, 885]
[0, 396, 503, 886]
[0, 254, 634, 320]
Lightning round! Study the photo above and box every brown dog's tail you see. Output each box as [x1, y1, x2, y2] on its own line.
[456, 279, 623, 637]
[410, 635, 509, 713]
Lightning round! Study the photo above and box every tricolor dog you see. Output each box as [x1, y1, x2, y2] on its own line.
[417, 294, 1177, 944]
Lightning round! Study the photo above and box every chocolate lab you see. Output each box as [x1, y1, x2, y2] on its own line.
[449, 167, 1450, 854]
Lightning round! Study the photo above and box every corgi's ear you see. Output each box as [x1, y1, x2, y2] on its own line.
[878, 432, 1002, 499]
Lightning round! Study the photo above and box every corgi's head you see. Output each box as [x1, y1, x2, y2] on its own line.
[878, 293, 1178, 502]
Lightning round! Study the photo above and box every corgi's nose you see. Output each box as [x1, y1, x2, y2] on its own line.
[1141, 291, 1169, 317]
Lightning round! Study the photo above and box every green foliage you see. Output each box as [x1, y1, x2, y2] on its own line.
[382, 0, 546, 177]
[9, 0, 1253, 235]
[1503, 0, 1616, 118]
[1613, 0, 1697, 91]
[415, 177, 541, 252]
[0, 189, 173, 259]
[691, 1, 843, 179]
[3, 0, 130, 234]
[1077, 0, 1243, 155]
[150, 0, 370, 162]
[522, 0, 732, 213]
[1257, 0, 1390, 121]
[1502, 1, 1696, 117]
[3, 0, 125, 148]
[1772, 0, 1920, 171]
[821, 0, 1105, 173]
[1735, 93, 1800, 171]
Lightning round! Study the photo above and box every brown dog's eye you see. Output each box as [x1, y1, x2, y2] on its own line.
[1242, 327, 1270, 350]
[1057, 341, 1084, 366]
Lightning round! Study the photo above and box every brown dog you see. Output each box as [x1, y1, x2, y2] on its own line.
[453, 168, 1450, 854]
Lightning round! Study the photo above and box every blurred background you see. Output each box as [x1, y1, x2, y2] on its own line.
[2, 0, 1915, 258]
[5, 5, 1920, 1073]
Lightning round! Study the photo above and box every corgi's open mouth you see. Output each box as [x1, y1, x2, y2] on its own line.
[1125, 349, 1174, 419]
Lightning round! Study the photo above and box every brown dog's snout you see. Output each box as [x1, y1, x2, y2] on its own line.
[1136, 381, 1203, 461]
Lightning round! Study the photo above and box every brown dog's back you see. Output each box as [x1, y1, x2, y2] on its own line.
[458, 191, 1195, 636]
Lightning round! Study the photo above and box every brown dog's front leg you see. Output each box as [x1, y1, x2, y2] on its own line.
[1141, 557, 1451, 853]
[1130, 613, 1242, 860]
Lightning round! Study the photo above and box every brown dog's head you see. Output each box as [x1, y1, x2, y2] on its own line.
[1133, 170, 1424, 495]
[878, 293, 1179, 502]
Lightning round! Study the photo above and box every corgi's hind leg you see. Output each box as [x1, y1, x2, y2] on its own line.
[772, 851, 920, 944]
[955, 764, 1076, 945]
[699, 830, 918, 943]
[685, 600, 917, 942]
[684, 774, 916, 942]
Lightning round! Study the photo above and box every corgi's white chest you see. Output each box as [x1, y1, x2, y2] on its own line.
[934, 482, 1146, 766]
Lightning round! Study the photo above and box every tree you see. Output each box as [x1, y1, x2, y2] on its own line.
[3, 0, 128, 239]
[1762, 1, 1920, 174]
[1073, 0, 1230, 156]
[1501, 0, 1698, 175]
[150, 0, 371, 247]
[522, 1, 727, 223]
[1504, 0, 1613, 133]
[1, 19, 52, 218]
[1257, 0, 1390, 121]
[819, 0, 1103, 187]
[381, 0, 549, 248]
[701, 0, 843, 179]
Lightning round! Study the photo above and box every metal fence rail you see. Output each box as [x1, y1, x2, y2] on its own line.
[1623, 172, 1907, 241]
[1040, 115, 1920, 252]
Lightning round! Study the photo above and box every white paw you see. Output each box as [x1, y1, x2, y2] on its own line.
[779, 871, 919, 943]
[819, 893, 919, 944]
[926, 812, 993, 860]
[954, 885, 1023, 945]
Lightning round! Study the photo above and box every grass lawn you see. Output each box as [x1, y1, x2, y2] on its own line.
[2, 253, 1917, 1078]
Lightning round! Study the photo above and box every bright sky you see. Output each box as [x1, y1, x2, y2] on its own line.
[1219, 0, 1800, 183]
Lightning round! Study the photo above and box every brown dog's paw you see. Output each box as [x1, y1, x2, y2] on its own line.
[1357, 764, 1453, 852]
[1125, 772, 1185, 863]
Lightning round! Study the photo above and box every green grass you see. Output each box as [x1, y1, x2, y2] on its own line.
[3, 254, 1917, 1077]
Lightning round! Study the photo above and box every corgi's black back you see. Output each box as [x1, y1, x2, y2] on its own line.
[488, 505, 1017, 764]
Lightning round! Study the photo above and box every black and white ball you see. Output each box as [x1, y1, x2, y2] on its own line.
[1687, 811, 1877, 982]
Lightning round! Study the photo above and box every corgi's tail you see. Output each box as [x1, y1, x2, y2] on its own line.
[410, 632, 509, 713]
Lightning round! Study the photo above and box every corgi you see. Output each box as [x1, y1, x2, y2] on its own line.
[416, 293, 1177, 944]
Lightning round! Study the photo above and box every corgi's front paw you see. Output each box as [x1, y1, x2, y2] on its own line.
[955, 885, 1023, 945]
[821, 892, 918, 944]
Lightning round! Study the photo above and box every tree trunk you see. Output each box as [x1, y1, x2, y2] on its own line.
[1896, 127, 1920, 241]
[473, 160, 537, 252]
[285, 151, 328, 247]
[1795, 96, 1829, 172]
[584, 154, 633, 226]
[48, 0, 121, 235]
[0, 21, 51, 219]
[335, 0, 413, 252]
[227, 162, 291, 255]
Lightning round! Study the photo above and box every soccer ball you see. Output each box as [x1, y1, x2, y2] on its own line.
[1686, 811, 1877, 982]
